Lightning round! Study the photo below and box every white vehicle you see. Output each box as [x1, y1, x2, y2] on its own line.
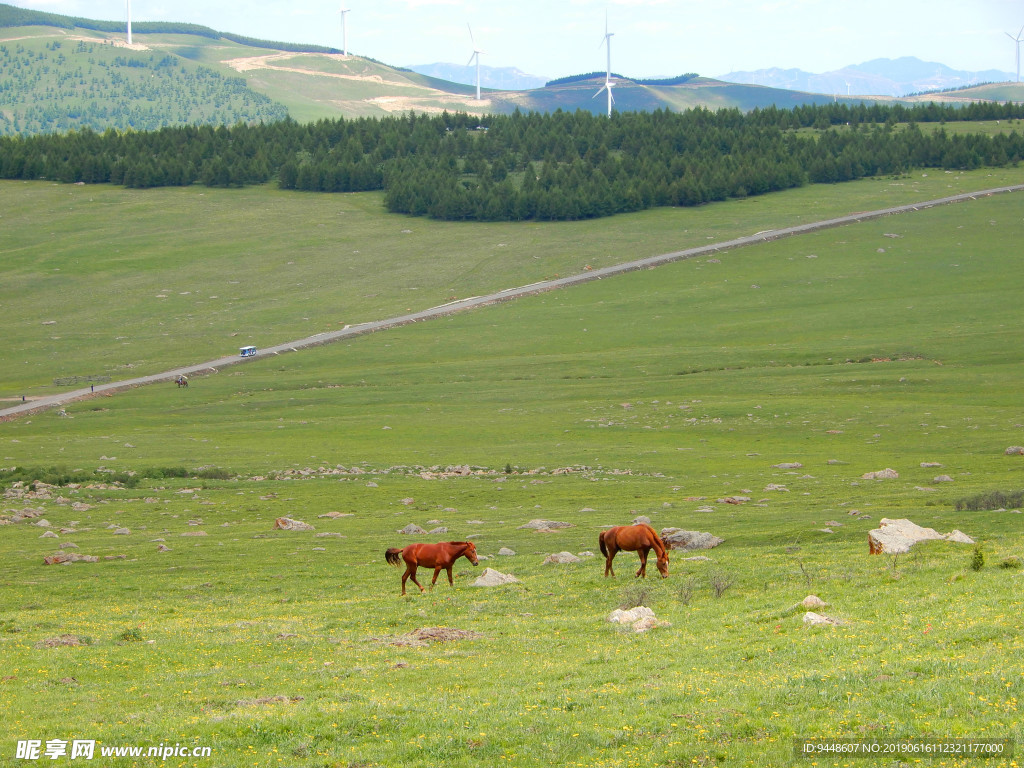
[239, 346, 257, 357]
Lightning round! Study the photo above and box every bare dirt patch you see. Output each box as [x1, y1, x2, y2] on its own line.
[386, 626, 484, 647]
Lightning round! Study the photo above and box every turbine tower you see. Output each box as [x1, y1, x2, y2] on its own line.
[593, 13, 615, 117]
[1008, 24, 1024, 83]
[339, 5, 350, 57]
[126, 0, 132, 45]
[467, 24, 484, 100]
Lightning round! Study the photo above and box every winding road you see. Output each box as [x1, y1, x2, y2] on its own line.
[3, 184, 1022, 422]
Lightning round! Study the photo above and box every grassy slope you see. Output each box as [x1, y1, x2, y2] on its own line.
[1, 179, 1022, 767]
[4, 166, 1024, 397]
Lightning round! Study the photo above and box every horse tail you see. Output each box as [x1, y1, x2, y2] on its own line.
[598, 530, 608, 558]
[385, 547, 403, 567]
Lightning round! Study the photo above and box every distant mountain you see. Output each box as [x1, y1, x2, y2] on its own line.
[404, 62, 548, 91]
[719, 57, 1014, 97]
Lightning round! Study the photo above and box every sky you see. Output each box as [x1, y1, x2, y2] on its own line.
[7, 0, 1023, 79]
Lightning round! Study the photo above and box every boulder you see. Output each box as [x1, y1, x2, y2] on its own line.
[543, 551, 581, 564]
[608, 606, 669, 632]
[801, 595, 829, 609]
[608, 606, 656, 625]
[660, 528, 724, 551]
[274, 517, 314, 531]
[1005, 446, 1024, 455]
[867, 518, 975, 555]
[471, 568, 520, 587]
[803, 611, 843, 627]
[497, 547, 516, 556]
[397, 523, 427, 535]
[632, 515, 652, 525]
[427, 527, 448, 535]
[43, 552, 99, 565]
[862, 468, 899, 480]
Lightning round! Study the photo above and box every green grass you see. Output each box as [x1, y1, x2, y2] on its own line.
[2, 175, 1023, 767]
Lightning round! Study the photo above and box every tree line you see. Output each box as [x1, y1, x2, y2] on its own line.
[1, 101, 1023, 221]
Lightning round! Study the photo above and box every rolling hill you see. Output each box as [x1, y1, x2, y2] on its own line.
[3, 2, 1024, 134]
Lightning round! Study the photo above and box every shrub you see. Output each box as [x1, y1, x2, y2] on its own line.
[970, 545, 985, 572]
[955, 490, 1024, 511]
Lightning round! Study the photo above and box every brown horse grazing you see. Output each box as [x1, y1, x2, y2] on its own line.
[384, 541, 479, 595]
[599, 524, 670, 579]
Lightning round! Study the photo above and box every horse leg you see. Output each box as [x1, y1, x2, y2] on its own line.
[430, 566, 444, 590]
[636, 547, 649, 578]
[604, 547, 617, 577]
[445, 565, 455, 587]
[404, 564, 424, 595]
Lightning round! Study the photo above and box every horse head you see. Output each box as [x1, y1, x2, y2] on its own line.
[656, 547, 670, 579]
[463, 541, 480, 566]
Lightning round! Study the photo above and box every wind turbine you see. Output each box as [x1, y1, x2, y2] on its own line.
[1007, 24, 1024, 83]
[126, 0, 132, 45]
[339, 5, 350, 57]
[593, 13, 614, 117]
[467, 24, 484, 100]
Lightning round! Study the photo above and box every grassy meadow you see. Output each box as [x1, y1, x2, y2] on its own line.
[1, 171, 1023, 767]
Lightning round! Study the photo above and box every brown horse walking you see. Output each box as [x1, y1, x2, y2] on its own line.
[384, 541, 480, 595]
[599, 523, 670, 579]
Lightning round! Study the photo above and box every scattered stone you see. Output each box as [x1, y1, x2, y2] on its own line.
[180, 531, 208, 537]
[427, 527, 448, 535]
[497, 547, 516, 556]
[43, 552, 99, 565]
[921, 462, 943, 468]
[518, 519, 573, 530]
[660, 529, 724, 551]
[862, 468, 899, 480]
[867, 518, 975, 555]
[1005, 446, 1024, 456]
[933, 475, 954, 483]
[274, 517, 314, 531]
[801, 595, 829, 609]
[608, 606, 655, 625]
[113, 527, 131, 535]
[157, 544, 171, 552]
[608, 606, 670, 632]
[773, 462, 803, 469]
[401, 498, 415, 506]
[764, 483, 789, 491]
[632, 515, 652, 525]
[318, 511, 354, 519]
[398, 523, 427, 535]
[40, 530, 58, 539]
[543, 551, 581, 564]
[803, 611, 843, 627]
[471, 568, 520, 587]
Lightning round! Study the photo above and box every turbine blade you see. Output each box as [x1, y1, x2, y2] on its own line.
[468, 23, 476, 47]
[467, 51, 476, 67]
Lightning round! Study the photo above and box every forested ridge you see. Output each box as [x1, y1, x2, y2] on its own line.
[2, 100, 1023, 222]
[0, 40, 287, 135]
